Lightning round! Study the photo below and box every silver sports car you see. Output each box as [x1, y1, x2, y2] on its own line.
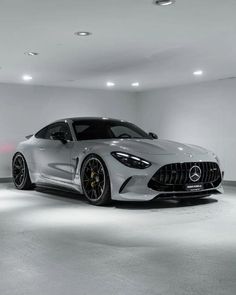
[12, 117, 224, 205]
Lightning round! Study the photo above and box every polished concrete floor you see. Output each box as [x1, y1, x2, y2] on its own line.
[0, 183, 236, 295]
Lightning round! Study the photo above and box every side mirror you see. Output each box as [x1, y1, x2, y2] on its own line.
[51, 132, 67, 144]
[149, 132, 158, 139]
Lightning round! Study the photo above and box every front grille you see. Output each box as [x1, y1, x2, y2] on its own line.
[148, 162, 221, 192]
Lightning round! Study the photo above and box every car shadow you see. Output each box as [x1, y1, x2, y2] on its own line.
[35, 186, 87, 204]
[114, 197, 218, 210]
[34, 186, 218, 209]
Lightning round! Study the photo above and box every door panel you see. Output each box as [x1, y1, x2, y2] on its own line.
[33, 122, 74, 185]
[38, 140, 74, 184]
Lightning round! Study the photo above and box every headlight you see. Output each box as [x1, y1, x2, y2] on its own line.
[111, 152, 151, 169]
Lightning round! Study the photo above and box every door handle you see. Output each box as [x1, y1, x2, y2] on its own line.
[39, 147, 46, 151]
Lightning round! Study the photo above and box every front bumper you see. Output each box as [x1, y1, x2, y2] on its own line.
[105, 154, 224, 202]
[112, 176, 224, 201]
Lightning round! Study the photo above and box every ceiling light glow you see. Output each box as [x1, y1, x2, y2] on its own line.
[131, 82, 140, 87]
[22, 75, 33, 81]
[160, 1, 173, 5]
[106, 82, 115, 87]
[153, 0, 175, 6]
[193, 70, 203, 76]
[74, 31, 92, 37]
[24, 52, 39, 56]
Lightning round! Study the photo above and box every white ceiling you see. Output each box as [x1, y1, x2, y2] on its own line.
[0, 0, 236, 91]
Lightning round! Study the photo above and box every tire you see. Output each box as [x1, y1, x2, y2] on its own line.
[12, 153, 33, 190]
[81, 154, 111, 206]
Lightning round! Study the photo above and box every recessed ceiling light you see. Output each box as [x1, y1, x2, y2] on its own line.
[131, 82, 140, 87]
[74, 31, 92, 37]
[153, 0, 175, 6]
[193, 70, 203, 76]
[24, 52, 39, 56]
[22, 75, 33, 81]
[106, 81, 115, 87]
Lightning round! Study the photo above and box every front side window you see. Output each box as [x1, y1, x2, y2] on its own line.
[35, 126, 47, 139]
[35, 123, 72, 141]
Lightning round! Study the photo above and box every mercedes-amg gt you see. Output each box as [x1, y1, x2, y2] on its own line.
[12, 117, 224, 205]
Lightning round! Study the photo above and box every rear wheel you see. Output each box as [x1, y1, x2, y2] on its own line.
[81, 154, 111, 206]
[12, 153, 33, 190]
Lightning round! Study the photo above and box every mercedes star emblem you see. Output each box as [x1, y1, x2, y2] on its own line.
[189, 165, 202, 182]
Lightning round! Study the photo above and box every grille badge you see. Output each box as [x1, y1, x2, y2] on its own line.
[189, 165, 202, 182]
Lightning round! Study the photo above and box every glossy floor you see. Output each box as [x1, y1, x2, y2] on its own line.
[0, 183, 236, 295]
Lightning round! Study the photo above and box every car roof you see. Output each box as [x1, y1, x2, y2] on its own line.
[53, 117, 125, 123]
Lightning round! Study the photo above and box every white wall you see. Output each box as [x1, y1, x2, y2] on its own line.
[136, 79, 236, 181]
[0, 83, 136, 177]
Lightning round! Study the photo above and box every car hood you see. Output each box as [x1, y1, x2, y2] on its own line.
[103, 139, 209, 156]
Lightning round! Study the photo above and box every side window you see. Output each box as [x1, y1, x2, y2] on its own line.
[35, 126, 48, 139]
[36, 123, 72, 141]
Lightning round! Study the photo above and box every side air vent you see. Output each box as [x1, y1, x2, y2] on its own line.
[119, 177, 132, 193]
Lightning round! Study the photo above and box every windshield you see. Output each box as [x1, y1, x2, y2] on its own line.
[73, 120, 152, 140]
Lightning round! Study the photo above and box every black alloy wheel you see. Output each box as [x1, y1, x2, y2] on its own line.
[12, 153, 32, 190]
[81, 154, 111, 206]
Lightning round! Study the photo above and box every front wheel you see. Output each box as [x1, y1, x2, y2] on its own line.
[12, 153, 33, 190]
[81, 154, 111, 206]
